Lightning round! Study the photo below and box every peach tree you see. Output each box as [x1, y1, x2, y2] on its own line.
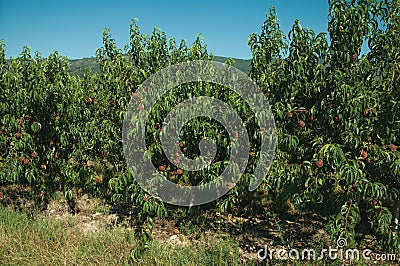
[249, 0, 399, 251]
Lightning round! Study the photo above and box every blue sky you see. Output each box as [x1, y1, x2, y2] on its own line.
[0, 0, 330, 59]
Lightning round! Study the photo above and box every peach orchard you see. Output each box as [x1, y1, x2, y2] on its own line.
[0, 0, 399, 260]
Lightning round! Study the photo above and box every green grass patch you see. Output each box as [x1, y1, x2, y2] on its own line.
[0, 207, 242, 266]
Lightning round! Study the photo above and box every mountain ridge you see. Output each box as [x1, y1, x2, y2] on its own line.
[69, 56, 251, 77]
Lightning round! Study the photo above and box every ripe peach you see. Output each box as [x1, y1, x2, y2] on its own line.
[360, 150, 368, 159]
[389, 144, 398, 151]
[298, 120, 305, 127]
[315, 160, 324, 168]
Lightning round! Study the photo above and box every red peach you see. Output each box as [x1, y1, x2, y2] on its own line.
[315, 160, 324, 168]
[389, 144, 398, 151]
[361, 150, 368, 159]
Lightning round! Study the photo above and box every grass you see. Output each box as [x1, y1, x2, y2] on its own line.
[0, 206, 241, 266]
[1, 205, 396, 265]
[0, 206, 133, 265]
[134, 240, 240, 266]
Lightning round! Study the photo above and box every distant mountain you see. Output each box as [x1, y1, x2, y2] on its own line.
[212, 56, 251, 73]
[68, 56, 251, 77]
[69, 57, 101, 77]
